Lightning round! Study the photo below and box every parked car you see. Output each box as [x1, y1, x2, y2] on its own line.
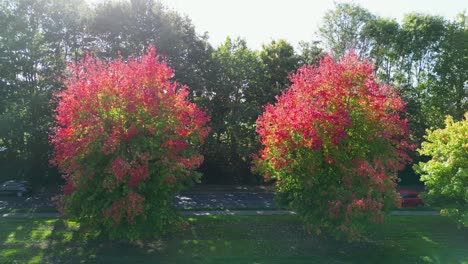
[0, 180, 32, 197]
[398, 189, 424, 207]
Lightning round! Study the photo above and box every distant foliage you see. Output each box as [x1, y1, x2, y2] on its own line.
[415, 113, 468, 227]
[51, 47, 210, 239]
[255, 54, 413, 239]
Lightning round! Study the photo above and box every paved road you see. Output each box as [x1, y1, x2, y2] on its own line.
[0, 193, 55, 210]
[0, 192, 277, 211]
[1, 192, 439, 218]
[173, 192, 276, 209]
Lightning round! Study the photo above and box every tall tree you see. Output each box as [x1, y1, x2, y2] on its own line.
[319, 2, 375, 59]
[259, 39, 298, 100]
[423, 14, 468, 128]
[0, 0, 88, 185]
[297, 40, 324, 66]
[200, 37, 268, 183]
[362, 17, 400, 82]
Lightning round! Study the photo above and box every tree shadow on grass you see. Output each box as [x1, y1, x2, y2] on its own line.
[0, 218, 56, 263]
[40, 219, 174, 263]
[352, 216, 468, 264]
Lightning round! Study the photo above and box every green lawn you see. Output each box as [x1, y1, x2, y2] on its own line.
[1, 215, 467, 264]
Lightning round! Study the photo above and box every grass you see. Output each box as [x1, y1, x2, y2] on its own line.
[1, 215, 467, 264]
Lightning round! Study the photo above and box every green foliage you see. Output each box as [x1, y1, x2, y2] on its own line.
[200, 37, 268, 183]
[297, 41, 324, 66]
[319, 2, 376, 59]
[200, 38, 303, 184]
[362, 17, 400, 82]
[0, 0, 89, 185]
[259, 39, 298, 95]
[424, 14, 468, 128]
[415, 113, 468, 227]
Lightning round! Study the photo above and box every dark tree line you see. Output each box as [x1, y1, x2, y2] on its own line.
[0, 0, 465, 185]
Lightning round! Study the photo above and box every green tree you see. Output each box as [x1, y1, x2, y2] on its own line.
[297, 40, 324, 66]
[395, 14, 459, 140]
[415, 113, 468, 228]
[201, 37, 268, 183]
[319, 2, 375, 59]
[0, 0, 88, 185]
[362, 17, 400, 82]
[422, 14, 468, 128]
[259, 39, 298, 99]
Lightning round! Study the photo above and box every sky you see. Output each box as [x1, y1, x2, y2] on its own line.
[159, 0, 467, 50]
[87, 0, 468, 50]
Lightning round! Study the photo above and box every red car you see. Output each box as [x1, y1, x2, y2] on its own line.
[398, 190, 424, 207]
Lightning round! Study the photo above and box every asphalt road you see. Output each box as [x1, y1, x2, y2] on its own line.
[0, 192, 277, 211]
[1, 192, 440, 218]
[0, 193, 55, 211]
[0, 192, 439, 217]
[174, 192, 276, 209]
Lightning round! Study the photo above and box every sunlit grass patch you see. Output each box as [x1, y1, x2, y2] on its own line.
[0, 215, 467, 263]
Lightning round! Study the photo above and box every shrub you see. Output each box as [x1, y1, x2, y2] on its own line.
[51, 47, 210, 239]
[415, 113, 468, 227]
[255, 54, 413, 239]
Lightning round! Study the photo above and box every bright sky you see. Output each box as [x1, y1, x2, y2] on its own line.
[160, 0, 467, 50]
[87, 0, 468, 50]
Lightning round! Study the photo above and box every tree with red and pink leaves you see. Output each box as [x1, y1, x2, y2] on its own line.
[255, 53, 414, 240]
[51, 47, 210, 239]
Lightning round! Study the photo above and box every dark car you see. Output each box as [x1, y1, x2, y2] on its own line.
[398, 189, 424, 207]
[0, 180, 32, 197]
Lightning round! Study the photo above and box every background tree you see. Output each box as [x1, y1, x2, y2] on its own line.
[200, 37, 268, 183]
[421, 15, 468, 128]
[259, 39, 298, 100]
[414, 113, 468, 228]
[0, 0, 88, 185]
[361, 17, 400, 82]
[255, 54, 413, 239]
[297, 40, 325, 66]
[318, 2, 375, 59]
[200, 38, 304, 184]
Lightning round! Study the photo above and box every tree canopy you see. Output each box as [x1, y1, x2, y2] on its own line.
[0, 0, 465, 187]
